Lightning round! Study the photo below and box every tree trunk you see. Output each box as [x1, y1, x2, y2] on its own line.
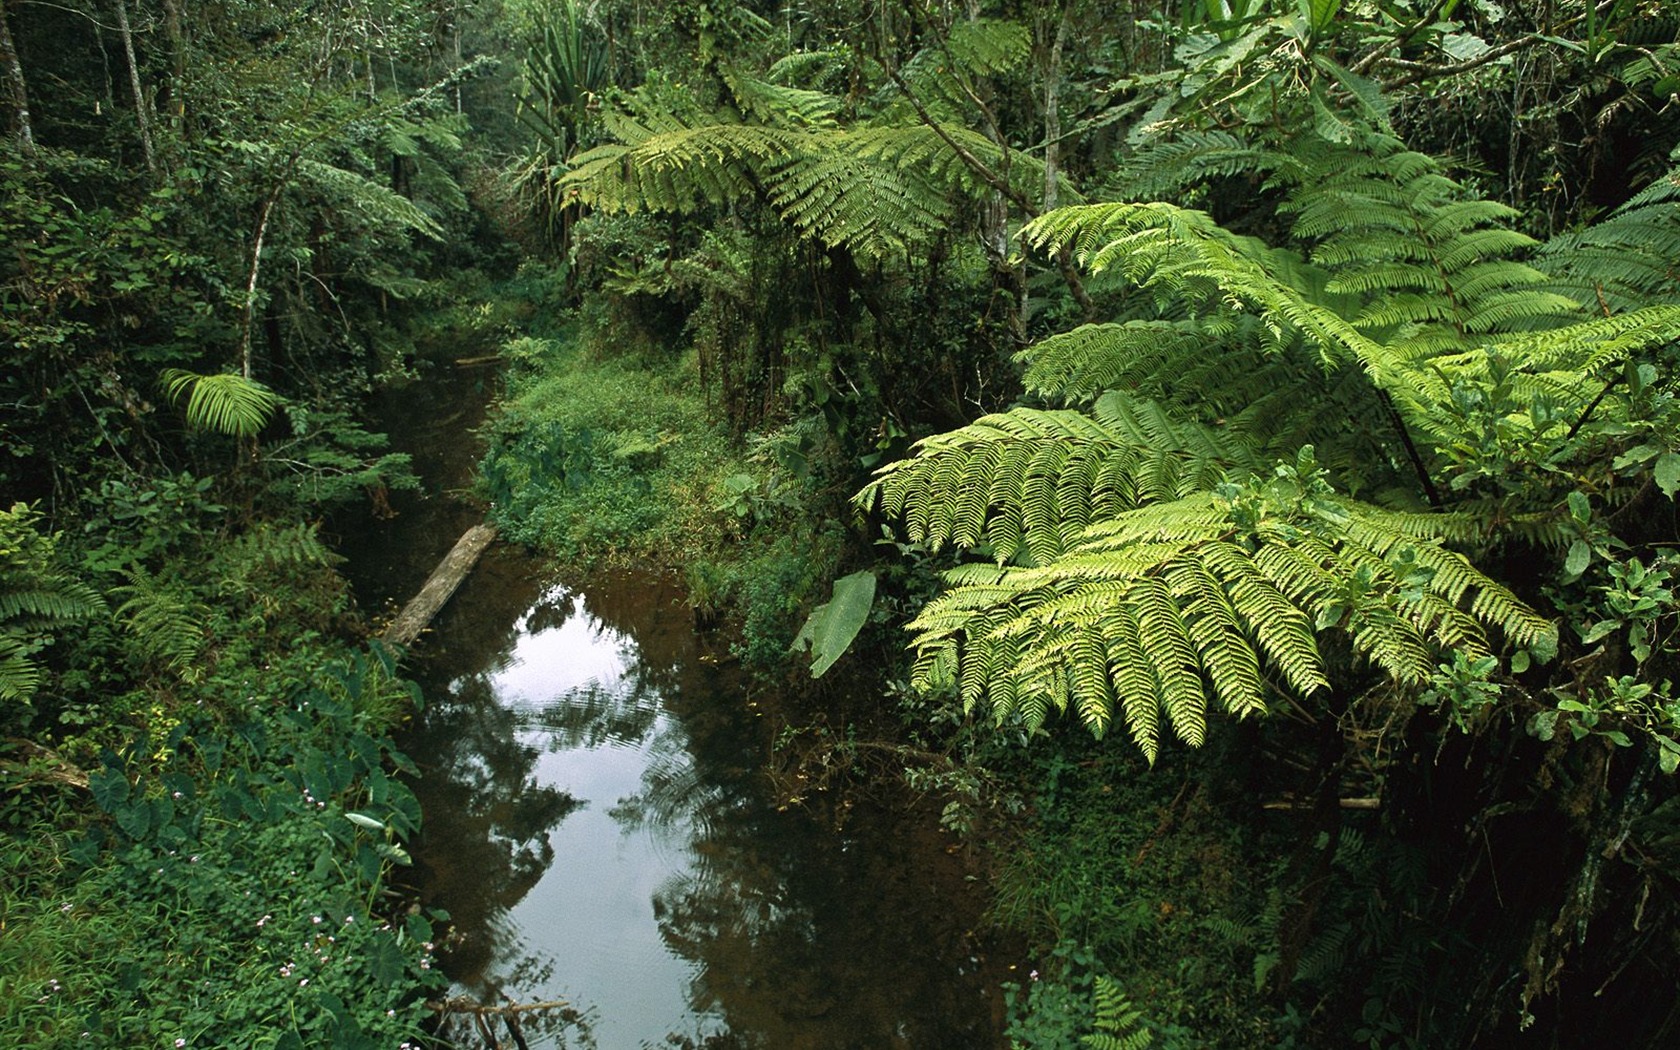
[113, 0, 156, 173]
[1042, 4, 1069, 213]
[0, 0, 35, 155]
[159, 0, 184, 128]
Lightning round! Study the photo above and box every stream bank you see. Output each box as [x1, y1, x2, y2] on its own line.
[340, 357, 1010, 1049]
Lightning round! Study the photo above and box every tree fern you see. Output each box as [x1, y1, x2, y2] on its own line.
[896, 458, 1552, 762]
[113, 570, 208, 683]
[1538, 160, 1680, 313]
[861, 390, 1265, 564]
[560, 82, 1058, 258]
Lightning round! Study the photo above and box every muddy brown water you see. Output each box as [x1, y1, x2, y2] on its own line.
[338, 364, 1007, 1049]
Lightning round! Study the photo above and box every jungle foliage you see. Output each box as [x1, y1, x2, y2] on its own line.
[0, 0, 528, 1045]
[9, 0, 1680, 1047]
[490, 1, 1680, 1047]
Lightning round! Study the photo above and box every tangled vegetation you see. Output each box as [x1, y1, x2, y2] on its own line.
[6, 0, 1680, 1046]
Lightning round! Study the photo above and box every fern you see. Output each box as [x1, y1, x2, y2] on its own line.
[114, 570, 209, 683]
[862, 390, 1264, 565]
[1539, 161, 1680, 313]
[899, 461, 1552, 763]
[561, 79, 1062, 258]
[293, 158, 444, 241]
[1, 503, 106, 703]
[1083, 977, 1154, 1050]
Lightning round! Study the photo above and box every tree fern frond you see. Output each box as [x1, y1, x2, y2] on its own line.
[942, 18, 1032, 76]
[725, 69, 841, 128]
[1539, 165, 1680, 312]
[0, 634, 43, 703]
[859, 396, 1260, 559]
[294, 159, 444, 240]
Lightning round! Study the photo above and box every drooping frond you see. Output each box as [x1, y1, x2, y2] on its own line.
[114, 570, 209, 682]
[725, 69, 842, 128]
[1022, 201, 1421, 395]
[1, 503, 105, 703]
[858, 390, 1265, 565]
[903, 468, 1552, 763]
[294, 159, 444, 240]
[1538, 163, 1680, 313]
[942, 18, 1032, 77]
[160, 370, 282, 439]
[1109, 129, 1279, 201]
[765, 49, 850, 91]
[564, 106, 1065, 257]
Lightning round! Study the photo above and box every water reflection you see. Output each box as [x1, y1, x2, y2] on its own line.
[404, 564, 1000, 1050]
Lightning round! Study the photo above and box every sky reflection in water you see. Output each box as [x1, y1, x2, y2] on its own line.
[407, 571, 1001, 1050]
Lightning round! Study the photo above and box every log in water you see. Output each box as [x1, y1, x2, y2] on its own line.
[382, 522, 498, 647]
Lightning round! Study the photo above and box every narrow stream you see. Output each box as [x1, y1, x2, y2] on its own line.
[341, 365, 1006, 1049]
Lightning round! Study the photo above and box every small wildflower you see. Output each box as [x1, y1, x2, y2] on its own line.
[299, 978, 309, 987]
[311, 915, 323, 925]
[176, 1039, 187, 1048]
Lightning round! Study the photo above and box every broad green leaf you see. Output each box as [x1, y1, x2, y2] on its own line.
[345, 811, 387, 832]
[1655, 452, 1680, 497]
[1297, 0, 1341, 33]
[1565, 540, 1591, 577]
[791, 570, 877, 678]
[1567, 490, 1591, 523]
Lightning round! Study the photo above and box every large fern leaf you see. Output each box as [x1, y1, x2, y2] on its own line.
[903, 469, 1552, 763]
[860, 390, 1265, 565]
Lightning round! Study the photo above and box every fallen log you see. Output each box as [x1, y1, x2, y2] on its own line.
[382, 523, 497, 648]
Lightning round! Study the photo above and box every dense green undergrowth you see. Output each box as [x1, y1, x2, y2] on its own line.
[478, 264, 849, 671]
[2, 647, 444, 1049]
[3, 490, 444, 1048]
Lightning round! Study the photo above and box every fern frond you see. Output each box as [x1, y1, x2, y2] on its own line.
[160, 370, 282, 439]
[1084, 976, 1154, 1050]
[726, 69, 842, 128]
[1539, 165, 1680, 312]
[294, 159, 444, 240]
[943, 18, 1032, 76]
[114, 571, 209, 682]
[860, 394, 1262, 561]
[0, 633, 43, 703]
[895, 478, 1545, 760]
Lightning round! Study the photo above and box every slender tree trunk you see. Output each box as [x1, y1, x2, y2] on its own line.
[1042, 5, 1069, 213]
[113, 0, 156, 173]
[159, 0, 184, 128]
[0, 0, 36, 155]
[243, 188, 282, 380]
